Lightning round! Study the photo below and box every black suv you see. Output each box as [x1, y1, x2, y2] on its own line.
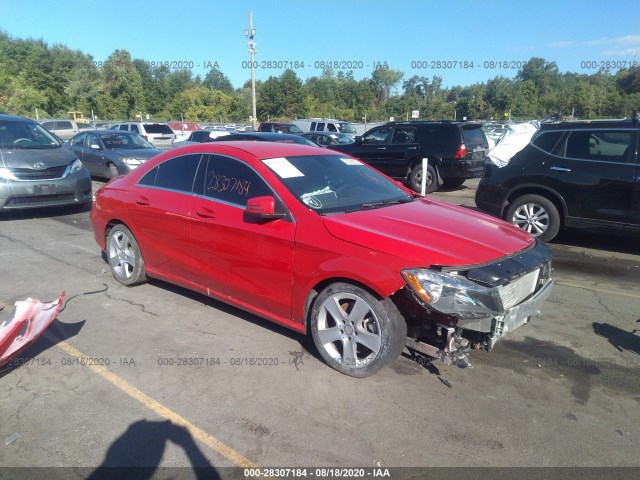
[331, 121, 489, 193]
[475, 117, 640, 242]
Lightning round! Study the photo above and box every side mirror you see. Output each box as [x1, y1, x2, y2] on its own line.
[355, 136, 363, 145]
[246, 196, 287, 219]
[90, 144, 101, 150]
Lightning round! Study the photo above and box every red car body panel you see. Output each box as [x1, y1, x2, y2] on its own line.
[91, 142, 535, 334]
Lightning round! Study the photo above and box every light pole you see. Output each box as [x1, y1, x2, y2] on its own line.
[244, 12, 257, 130]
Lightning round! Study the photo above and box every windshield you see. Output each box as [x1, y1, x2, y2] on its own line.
[262, 154, 412, 214]
[100, 132, 155, 149]
[0, 120, 61, 149]
[337, 122, 356, 134]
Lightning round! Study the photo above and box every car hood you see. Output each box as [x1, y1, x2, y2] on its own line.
[113, 148, 161, 159]
[321, 198, 534, 267]
[0, 147, 76, 168]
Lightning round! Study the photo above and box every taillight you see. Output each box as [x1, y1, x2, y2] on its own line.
[454, 143, 467, 159]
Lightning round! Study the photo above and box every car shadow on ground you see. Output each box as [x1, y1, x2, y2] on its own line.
[551, 228, 640, 256]
[145, 277, 324, 365]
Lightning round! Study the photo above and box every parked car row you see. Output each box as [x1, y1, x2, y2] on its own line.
[8, 111, 640, 248]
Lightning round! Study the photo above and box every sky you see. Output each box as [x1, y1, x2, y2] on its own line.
[1, 0, 639, 90]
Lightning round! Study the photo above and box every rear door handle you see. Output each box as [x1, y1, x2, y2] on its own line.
[550, 166, 571, 172]
[377, 147, 387, 150]
[135, 196, 150, 206]
[196, 207, 216, 219]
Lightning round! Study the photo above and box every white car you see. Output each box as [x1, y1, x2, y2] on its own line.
[172, 129, 230, 147]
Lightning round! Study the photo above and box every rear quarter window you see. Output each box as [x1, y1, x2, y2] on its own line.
[531, 131, 564, 153]
[148, 154, 202, 192]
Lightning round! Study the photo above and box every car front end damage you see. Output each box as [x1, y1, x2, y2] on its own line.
[394, 240, 553, 367]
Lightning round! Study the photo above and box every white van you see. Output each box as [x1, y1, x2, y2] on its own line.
[292, 118, 356, 138]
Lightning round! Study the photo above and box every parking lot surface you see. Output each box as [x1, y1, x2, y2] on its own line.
[0, 179, 638, 479]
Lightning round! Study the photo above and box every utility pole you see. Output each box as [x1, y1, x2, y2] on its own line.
[244, 12, 257, 130]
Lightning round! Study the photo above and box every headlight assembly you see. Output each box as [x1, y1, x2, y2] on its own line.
[401, 268, 503, 318]
[122, 158, 142, 166]
[0, 167, 17, 180]
[70, 159, 84, 174]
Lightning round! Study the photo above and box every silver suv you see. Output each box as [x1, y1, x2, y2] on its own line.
[110, 122, 176, 149]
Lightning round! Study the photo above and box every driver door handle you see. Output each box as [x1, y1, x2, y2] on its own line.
[550, 166, 571, 172]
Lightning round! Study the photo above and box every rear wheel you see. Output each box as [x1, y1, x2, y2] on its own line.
[505, 194, 560, 242]
[311, 283, 406, 377]
[107, 225, 147, 285]
[409, 163, 437, 193]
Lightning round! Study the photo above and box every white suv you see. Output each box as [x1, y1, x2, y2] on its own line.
[110, 122, 176, 149]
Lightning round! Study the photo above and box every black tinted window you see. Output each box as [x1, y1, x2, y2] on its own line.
[532, 131, 564, 153]
[200, 155, 272, 207]
[138, 167, 158, 186]
[462, 127, 486, 147]
[143, 123, 174, 134]
[392, 127, 417, 144]
[565, 130, 632, 163]
[153, 154, 202, 192]
[420, 125, 458, 147]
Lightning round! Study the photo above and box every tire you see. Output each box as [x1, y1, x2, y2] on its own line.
[505, 194, 560, 242]
[409, 163, 437, 194]
[106, 162, 119, 179]
[310, 282, 406, 377]
[441, 178, 465, 188]
[106, 224, 147, 286]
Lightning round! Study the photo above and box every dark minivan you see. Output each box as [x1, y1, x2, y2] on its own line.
[475, 117, 640, 242]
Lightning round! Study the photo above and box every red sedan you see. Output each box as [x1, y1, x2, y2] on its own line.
[91, 142, 554, 377]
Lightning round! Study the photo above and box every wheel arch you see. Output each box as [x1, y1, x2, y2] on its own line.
[407, 154, 443, 183]
[302, 276, 400, 334]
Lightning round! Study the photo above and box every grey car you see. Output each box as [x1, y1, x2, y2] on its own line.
[0, 114, 92, 211]
[67, 130, 161, 178]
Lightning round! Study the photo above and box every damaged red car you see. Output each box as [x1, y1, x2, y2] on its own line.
[90, 142, 554, 377]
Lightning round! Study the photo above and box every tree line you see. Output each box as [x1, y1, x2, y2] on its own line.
[1, 31, 639, 123]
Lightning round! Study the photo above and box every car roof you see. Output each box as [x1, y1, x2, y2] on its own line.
[539, 118, 640, 130]
[179, 140, 327, 159]
[0, 113, 35, 122]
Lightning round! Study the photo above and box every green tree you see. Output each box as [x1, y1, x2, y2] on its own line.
[97, 49, 145, 119]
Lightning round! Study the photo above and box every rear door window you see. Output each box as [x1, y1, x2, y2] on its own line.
[197, 155, 273, 207]
[391, 127, 417, 144]
[565, 130, 633, 163]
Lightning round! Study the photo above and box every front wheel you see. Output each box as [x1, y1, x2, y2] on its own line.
[310, 283, 406, 377]
[106, 224, 147, 285]
[409, 163, 437, 193]
[504, 194, 560, 242]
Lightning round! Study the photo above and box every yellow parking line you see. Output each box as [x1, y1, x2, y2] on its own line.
[55, 340, 258, 469]
[555, 281, 640, 299]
